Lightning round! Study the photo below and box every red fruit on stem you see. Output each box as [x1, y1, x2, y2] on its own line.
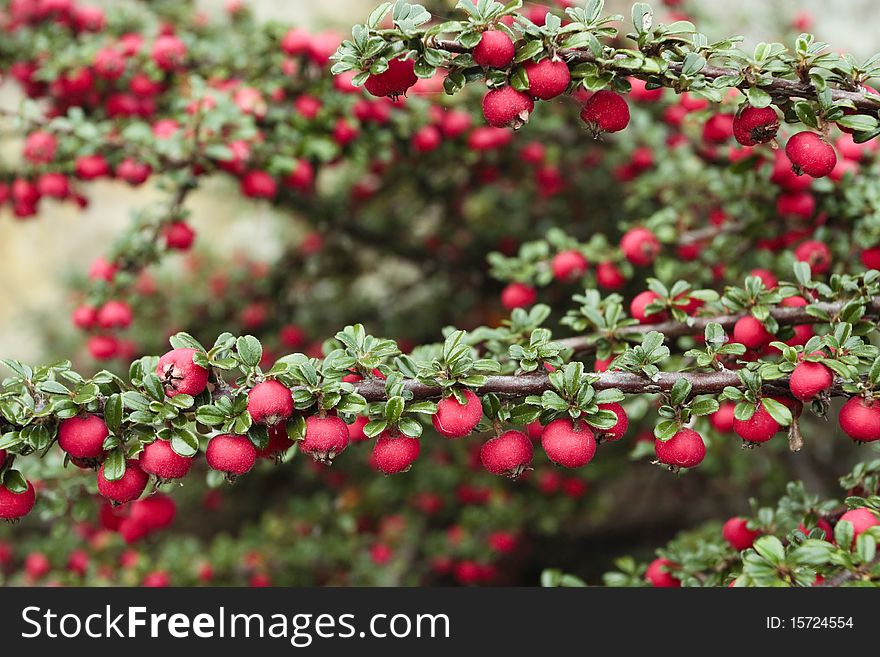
[205, 434, 256, 475]
[798, 518, 833, 543]
[501, 282, 537, 310]
[785, 131, 837, 178]
[733, 403, 780, 444]
[861, 245, 880, 270]
[789, 359, 833, 401]
[247, 380, 293, 426]
[139, 439, 193, 479]
[156, 348, 210, 397]
[702, 113, 734, 144]
[256, 424, 295, 459]
[838, 508, 879, 545]
[58, 414, 109, 459]
[482, 86, 534, 129]
[0, 481, 36, 520]
[96, 300, 133, 329]
[551, 250, 589, 281]
[655, 428, 706, 468]
[432, 390, 483, 438]
[580, 90, 630, 135]
[838, 396, 880, 442]
[733, 315, 773, 349]
[733, 106, 779, 146]
[143, 570, 171, 587]
[710, 402, 736, 433]
[480, 430, 533, 478]
[97, 460, 149, 504]
[364, 57, 417, 98]
[597, 403, 628, 441]
[301, 415, 349, 464]
[620, 227, 660, 266]
[130, 493, 176, 531]
[794, 240, 831, 274]
[630, 290, 666, 323]
[596, 261, 625, 289]
[645, 557, 680, 587]
[524, 58, 571, 100]
[241, 170, 277, 198]
[72, 304, 98, 329]
[151, 35, 186, 70]
[541, 418, 597, 468]
[163, 222, 195, 250]
[372, 432, 421, 474]
[473, 30, 515, 69]
[722, 517, 760, 550]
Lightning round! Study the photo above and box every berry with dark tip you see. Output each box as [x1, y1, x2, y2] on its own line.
[301, 415, 349, 464]
[373, 432, 421, 474]
[156, 348, 210, 398]
[785, 131, 837, 178]
[620, 227, 659, 266]
[733, 403, 779, 444]
[247, 380, 293, 426]
[482, 86, 534, 129]
[655, 428, 705, 468]
[733, 105, 779, 146]
[524, 58, 571, 100]
[480, 430, 533, 478]
[432, 390, 483, 438]
[205, 434, 256, 475]
[580, 90, 630, 135]
[541, 418, 597, 468]
[838, 396, 880, 443]
[722, 516, 760, 550]
[597, 403, 628, 442]
[364, 57, 417, 99]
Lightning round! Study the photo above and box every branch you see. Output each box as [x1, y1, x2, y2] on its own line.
[432, 40, 880, 114]
[557, 296, 880, 353]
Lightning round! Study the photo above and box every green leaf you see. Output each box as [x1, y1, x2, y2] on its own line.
[196, 405, 227, 426]
[102, 449, 127, 482]
[761, 397, 793, 426]
[104, 394, 123, 433]
[236, 336, 263, 368]
[753, 535, 786, 565]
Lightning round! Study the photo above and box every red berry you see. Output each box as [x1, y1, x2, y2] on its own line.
[58, 414, 108, 460]
[247, 380, 293, 426]
[860, 246, 880, 270]
[281, 28, 311, 55]
[284, 159, 315, 192]
[630, 290, 666, 324]
[75, 154, 111, 180]
[412, 125, 442, 152]
[776, 191, 815, 222]
[301, 415, 349, 463]
[151, 35, 186, 70]
[116, 158, 151, 185]
[156, 348, 210, 398]
[733, 106, 779, 146]
[482, 86, 534, 129]
[501, 282, 537, 310]
[655, 428, 705, 468]
[541, 418, 597, 468]
[67, 549, 89, 575]
[580, 90, 630, 135]
[88, 335, 119, 360]
[364, 57, 417, 99]
[620, 227, 660, 266]
[163, 221, 195, 250]
[480, 430, 533, 477]
[0, 480, 36, 520]
[597, 403, 628, 441]
[711, 402, 736, 433]
[372, 432, 421, 474]
[432, 390, 483, 438]
[733, 403, 780, 444]
[23, 130, 57, 164]
[473, 30, 515, 69]
[596, 261, 625, 289]
[205, 434, 256, 475]
[702, 113, 734, 144]
[143, 570, 171, 587]
[838, 508, 879, 545]
[794, 240, 831, 274]
[97, 460, 149, 504]
[96, 300, 133, 329]
[241, 170, 277, 198]
[524, 58, 571, 100]
[733, 315, 773, 349]
[72, 305, 98, 329]
[25, 552, 51, 580]
[130, 493, 176, 531]
[789, 359, 833, 401]
[838, 396, 880, 442]
[36, 172, 70, 198]
[645, 557, 680, 587]
[139, 439, 193, 480]
[785, 131, 837, 178]
[722, 517, 761, 550]
[551, 250, 588, 281]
